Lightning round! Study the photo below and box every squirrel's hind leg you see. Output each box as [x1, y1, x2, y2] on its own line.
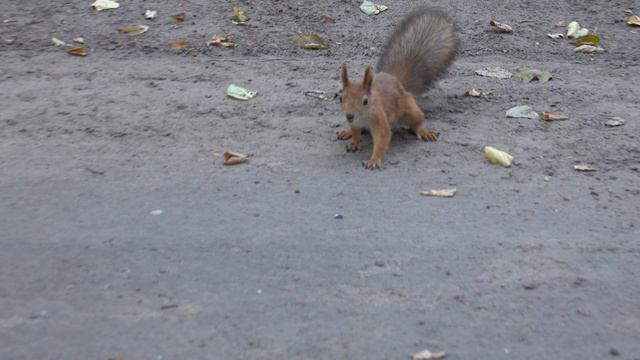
[399, 95, 439, 141]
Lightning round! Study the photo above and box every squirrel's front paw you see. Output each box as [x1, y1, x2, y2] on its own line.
[346, 141, 360, 152]
[362, 158, 381, 169]
[337, 129, 353, 140]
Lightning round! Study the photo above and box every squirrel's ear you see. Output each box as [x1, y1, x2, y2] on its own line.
[341, 65, 350, 88]
[363, 67, 373, 93]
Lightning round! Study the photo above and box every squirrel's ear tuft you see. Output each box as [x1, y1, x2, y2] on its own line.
[341, 65, 350, 87]
[363, 67, 373, 93]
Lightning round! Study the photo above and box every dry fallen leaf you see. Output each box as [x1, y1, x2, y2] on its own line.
[567, 21, 589, 38]
[171, 12, 186, 22]
[628, 15, 640, 26]
[226, 84, 257, 100]
[574, 164, 597, 172]
[297, 33, 327, 49]
[73, 37, 85, 44]
[624, 9, 634, 16]
[223, 151, 249, 165]
[547, 33, 564, 39]
[574, 34, 600, 46]
[604, 117, 625, 127]
[207, 35, 237, 48]
[304, 90, 337, 101]
[68, 44, 87, 56]
[484, 146, 513, 167]
[420, 188, 457, 198]
[51, 37, 66, 46]
[359, 0, 388, 16]
[490, 20, 513, 33]
[170, 39, 190, 51]
[232, 6, 249, 24]
[91, 0, 119, 11]
[2, 36, 16, 45]
[515, 68, 552, 83]
[118, 25, 149, 36]
[506, 105, 539, 119]
[541, 112, 569, 121]
[412, 349, 447, 360]
[574, 45, 605, 53]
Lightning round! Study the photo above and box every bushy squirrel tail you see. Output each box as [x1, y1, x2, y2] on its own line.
[376, 7, 459, 95]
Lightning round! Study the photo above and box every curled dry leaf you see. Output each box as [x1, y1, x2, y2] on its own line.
[484, 146, 513, 167]
[574, 34, 600, 46]
[145, 10, 157, 19]
[541, 112, 569, 121]
[359, 0, 388, 16]
[475, 67, 512, 79]
[226, 84, 257, 100]
[2, 36, 16, 45]
[118, 25, 149, 36]
[73, 37, 85, 44]
[624, 9, 634, 16]
[171, 12, 186, 22]
[208, 35, 236, 48]
[223, 151, 249, 165]
[232, 6, 249, 24]
[574, 164, 597, 172]
[490, 20, 513, 33]
[574, 45, 604, 53]
[628, 15, 640, 26]
[170, 39, 190, 51]
[547, 33, 564, 39]
[420, 188, 457, 198]
[68, 44, 87, 56]
[412, 349, 447, 360]
[52, 37, 66, 46]
[297, 33, 327, 49]
[91, 0, 119, 11]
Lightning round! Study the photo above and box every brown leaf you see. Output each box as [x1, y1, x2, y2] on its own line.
[68, 44, 87, 56]
[207, 35, 236, 48]
[223, 151, 249, 165]
[490, 20, 513, 33]
[170, 39, 190, 52]
[118, 24, 149, 36]
[171, 12, 186, 22]
[541, 112, 569, 121]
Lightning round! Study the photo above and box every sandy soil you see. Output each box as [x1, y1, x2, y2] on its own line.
[1, 0, 640, 359]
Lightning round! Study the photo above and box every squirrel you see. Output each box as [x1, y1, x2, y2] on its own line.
[337, 7, 459, 169]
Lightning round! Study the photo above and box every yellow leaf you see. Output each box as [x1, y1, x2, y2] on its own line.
[297, 33, 327, 49]
[574, 34, 600, 46]
[68, 44, 87, 56]
[484, 146, 513, 167]
[232, 6, 249, 24]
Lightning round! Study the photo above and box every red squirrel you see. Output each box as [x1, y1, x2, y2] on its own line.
[337, 7, 459, 169]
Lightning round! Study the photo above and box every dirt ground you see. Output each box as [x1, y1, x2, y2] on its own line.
[1, 0, 640, 359]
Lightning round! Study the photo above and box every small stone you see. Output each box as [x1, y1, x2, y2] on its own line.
[334, 214, 343, 219]
[610, 348, 620, 356]
[604, 117, 625, 127]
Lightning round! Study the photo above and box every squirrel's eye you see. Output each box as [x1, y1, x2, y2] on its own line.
[362, 97, 369, 106]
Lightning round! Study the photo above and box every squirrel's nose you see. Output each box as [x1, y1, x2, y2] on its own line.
[346, 114, 354, 122]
